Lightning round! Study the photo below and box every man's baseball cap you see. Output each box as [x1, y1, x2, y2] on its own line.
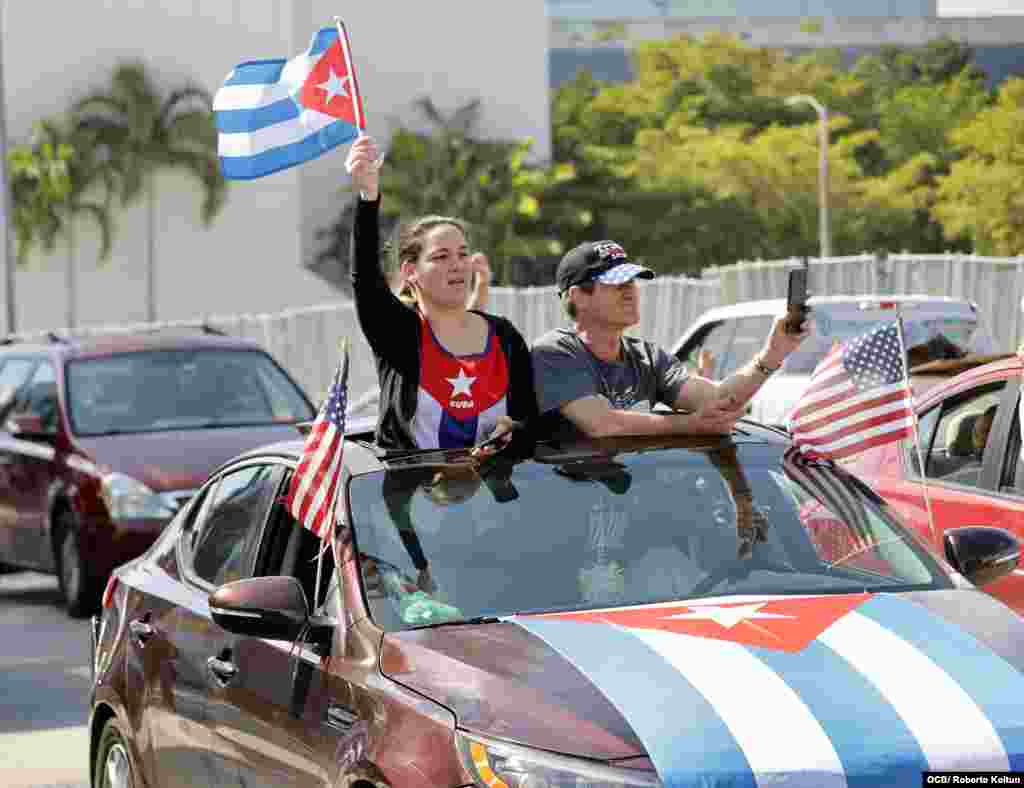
[556, 240, 655, 294]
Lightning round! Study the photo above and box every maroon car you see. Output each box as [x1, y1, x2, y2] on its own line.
[88, 427, 1024, 787]
[0, 332, 315, 616]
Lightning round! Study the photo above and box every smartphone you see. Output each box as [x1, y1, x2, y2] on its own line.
[785, 263, 810, 334]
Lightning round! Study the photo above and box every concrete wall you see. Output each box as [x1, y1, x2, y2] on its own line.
[1, 0, 550, 334]
[548, 0, 938, 17]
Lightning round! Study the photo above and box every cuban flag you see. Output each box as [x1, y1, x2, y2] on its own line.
[214, 22, 365, 180]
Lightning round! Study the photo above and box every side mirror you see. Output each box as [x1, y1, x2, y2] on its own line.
[944, 526, 1021, 587]
[7, 412, 51, 439]
[209, 576, 312, 640]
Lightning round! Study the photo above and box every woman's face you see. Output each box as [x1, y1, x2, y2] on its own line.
[402, 224, 470, 309]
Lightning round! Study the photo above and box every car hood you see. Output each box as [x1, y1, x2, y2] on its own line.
[72, 424, 301, 490]
[382, 590, 1024, 781]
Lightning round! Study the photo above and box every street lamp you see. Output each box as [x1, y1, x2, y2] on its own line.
[785, 94, 832, 259]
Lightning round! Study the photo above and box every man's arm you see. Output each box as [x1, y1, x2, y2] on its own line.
[562, 395, 742, 438]
[675, 315, 809, 411]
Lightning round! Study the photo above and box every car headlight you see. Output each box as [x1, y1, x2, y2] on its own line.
[101, 473, 176, 520]
[456, 732, 661, 788]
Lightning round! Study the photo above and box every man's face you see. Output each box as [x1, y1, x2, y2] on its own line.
[573, 279, 641, 330]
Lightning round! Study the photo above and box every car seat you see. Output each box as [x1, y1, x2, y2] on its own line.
[947, 413, 981, 460]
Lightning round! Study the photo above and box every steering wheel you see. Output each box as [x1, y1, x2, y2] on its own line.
[689, 555, 795, 598]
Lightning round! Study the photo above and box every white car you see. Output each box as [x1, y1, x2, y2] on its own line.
[670, 295, 999, 427]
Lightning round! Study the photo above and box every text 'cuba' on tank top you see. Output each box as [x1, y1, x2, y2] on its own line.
[412, 313, 510, 449]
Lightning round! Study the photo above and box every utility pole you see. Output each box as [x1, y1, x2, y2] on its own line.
[0, 9, 15, 334]
[785, 94, 832, 260]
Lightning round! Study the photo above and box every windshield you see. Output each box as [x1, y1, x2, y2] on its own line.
[66, 349, 315, 436]
[346, 444, 950, 631]
[782, 310, 995, 375]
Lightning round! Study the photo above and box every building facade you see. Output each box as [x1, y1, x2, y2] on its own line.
[2, 1, 550, 334]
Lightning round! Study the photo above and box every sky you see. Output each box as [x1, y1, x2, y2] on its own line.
[938, 0, 1022, 14]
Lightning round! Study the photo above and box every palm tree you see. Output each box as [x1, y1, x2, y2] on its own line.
[73, 60, 226, 322]
[31, 119, 117, 329]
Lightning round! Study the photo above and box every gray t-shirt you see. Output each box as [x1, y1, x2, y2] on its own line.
[531, 328, 689, 439]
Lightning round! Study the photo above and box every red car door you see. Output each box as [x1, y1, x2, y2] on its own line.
[858, 376, 1024, 614]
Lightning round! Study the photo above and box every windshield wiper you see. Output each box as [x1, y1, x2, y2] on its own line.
[407, 615, 501, 631]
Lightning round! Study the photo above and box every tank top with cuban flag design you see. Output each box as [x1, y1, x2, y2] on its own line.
[412, 314, 510, 449]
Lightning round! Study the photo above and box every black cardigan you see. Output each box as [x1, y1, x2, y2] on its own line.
[349, 196, 538, 452]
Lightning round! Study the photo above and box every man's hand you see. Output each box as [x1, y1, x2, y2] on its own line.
[345, 135, 381, 201]
[471, 416, 518, 459]
[762, 314, 813, 367]
[691, 394, 747, 435]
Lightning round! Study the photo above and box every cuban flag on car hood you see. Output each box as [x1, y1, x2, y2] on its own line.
[214, 24, 364, 180]
[511, 592, 1024, 786]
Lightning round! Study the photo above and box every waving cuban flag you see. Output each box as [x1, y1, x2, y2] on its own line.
[214, 21, 365, 180]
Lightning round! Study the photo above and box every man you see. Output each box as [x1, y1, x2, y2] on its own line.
[531, 240, 809, 440]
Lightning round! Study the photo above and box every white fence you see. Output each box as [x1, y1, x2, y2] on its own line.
[11, 252, 1023, 405]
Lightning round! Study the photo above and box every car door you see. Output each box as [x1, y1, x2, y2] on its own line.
[0, 356, 40, 564]
[877, 379, 1024, 610]
[175, 461, 296, 788]
[132, 480, 222, 788]
[206, 466, 355, 788]
[978, 381, 1024, 613]
[5, 360, 60, 568]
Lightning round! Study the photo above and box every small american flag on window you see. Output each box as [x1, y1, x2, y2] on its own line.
[787, 322, 914, 461]
[286, 342, 349, 539]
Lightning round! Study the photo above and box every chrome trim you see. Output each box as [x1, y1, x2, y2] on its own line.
[90, 615, 100, 683]
[209, 606, 262, 619]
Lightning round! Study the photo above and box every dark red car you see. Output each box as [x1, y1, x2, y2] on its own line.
[88, 427, 1024, 787]
[0, 332, 315, 616]
[848, 354, 1024, 615]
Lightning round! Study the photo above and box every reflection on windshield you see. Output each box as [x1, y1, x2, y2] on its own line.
[66, 349, 315, 435]
[783, 314, 990, 374]
[347, 444, 949, 631]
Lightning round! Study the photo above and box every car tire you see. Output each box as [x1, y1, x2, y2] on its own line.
[94, 717, 135, 788]
[54, 508, 97, 618]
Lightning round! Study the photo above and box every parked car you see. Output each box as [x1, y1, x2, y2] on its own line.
[846, 353, 1024, 616]
[671, 295, 1000, 426]
[0, 331, 316, 616]
[89, 423, 1024, 787]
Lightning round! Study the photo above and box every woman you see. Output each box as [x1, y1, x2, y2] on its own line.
[346, 136, 538, 452]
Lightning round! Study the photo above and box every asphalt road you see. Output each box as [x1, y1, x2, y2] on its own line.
[0, 571, 92, 788]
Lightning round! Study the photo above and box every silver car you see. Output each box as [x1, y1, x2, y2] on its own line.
[671, 295, 999, 427]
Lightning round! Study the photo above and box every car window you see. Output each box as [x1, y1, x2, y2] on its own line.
[924, 383, 1005, 488]
[1007, 392, 1024, 494]
[904, 404, 940, 476]
[348, 445, 949, 632]
[190, 464, 284, 587]
[12, 361, 58, 432]
[65, 349, 315, 436]
[679, 320, 733, 378]
[0, 357, 38, 422]
[724, 316, 775, 378]
[783, 310, 989, 375]
[253, 474, 339, 616]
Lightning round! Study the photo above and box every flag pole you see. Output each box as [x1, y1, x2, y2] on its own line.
[334, 17, 364, 132]
[312, 336, 349, 612]
[896, 315, 937, 547]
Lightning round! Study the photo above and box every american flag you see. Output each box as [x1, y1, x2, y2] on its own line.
[286, 344, 349, 539]
[787, 321, 914, 461]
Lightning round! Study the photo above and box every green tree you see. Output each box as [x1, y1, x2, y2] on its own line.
[317, 98, 556, 286]
[30, 118, 118, 328]
[73, 60, 225, 321]
[8, 135, 73, 262]
[932, 77, 1024, 255]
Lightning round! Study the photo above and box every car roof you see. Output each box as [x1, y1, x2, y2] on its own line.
[227, 419, 792, 477]
[691, 295, 980, 323]
[915, 354, 1023, 411]
[0, 332, 264, 361]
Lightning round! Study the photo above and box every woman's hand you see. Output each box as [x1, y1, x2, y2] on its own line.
[471, 416, 519, 459]
[345, 135, 381, 201]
